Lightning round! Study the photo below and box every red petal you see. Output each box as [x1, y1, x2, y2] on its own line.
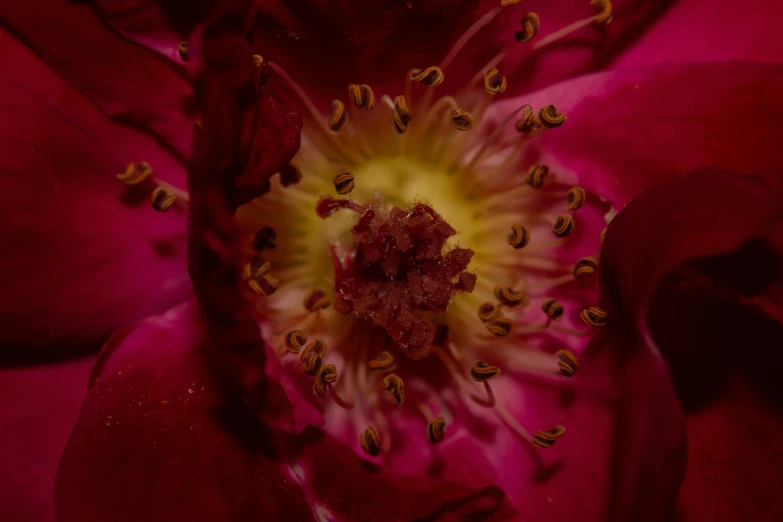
[0, 358, 94, 522]
[2, 0, 194, 157]
[0, 31, 190, 359]
[506, 62, 783, 207]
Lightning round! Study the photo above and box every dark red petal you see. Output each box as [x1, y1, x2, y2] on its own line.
[516, 62, 783, 207]
[0, 358, 94, 522]
[0, 30, 190, 360]
[1, 0, 194, 157]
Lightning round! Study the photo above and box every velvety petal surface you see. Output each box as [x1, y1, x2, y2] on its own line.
[493, 62, 783, 207]
[0, 29, 190, 360]
[0, 357, 95, 522]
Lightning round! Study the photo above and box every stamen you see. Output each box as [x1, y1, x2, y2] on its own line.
[252, 226, 277, 251]
[451, 108, 475, 131]
[313, 363, 338, 398]
[177, 42, 189, 61]
[116, 161, 153, 185]
[332, 172, 355, 195]
[541, 298, 565, 321]
[348, 84, 375, 110]
[573, 257, 598, 280]
[580, 306, 608, 327]
[507, 224, 530, 249]
[524, 164, 549, 189]
[279, 163, 302, 187]
[566, 187, 586, 211]
[302, 352, 324, 376]
[532, 425, 566, 449]
[494, 286, 527, 307]
[438, 6, 505, 72]
[515, 12, 541, 43]
[486, 317, 512, 337]
[592, 0, 613, 24]
[382, 374, 406, 406]
[301, 339, 327, 361]
[538, 105, 567, 128]
[483, 67, 507, 95]
[360, 426, 382, 457]
[552, 215, 574, 238]
[328, 100, 348, 132]
[500, 0, 523, 6]
[368, 351, 397, 373]
[247, 273, 279, 296]
[433, 324, 454, 347]
[410, 66, 445, 87]
[252, 54, 264, 67]
[150, 187, 176, 212]
[515, 105, 540, 133]
[470, 361, 501, 382]
[284, 330, 308, 354]
[315, 196, 364, 218]
[556, 349, 578, 377]
[426, 417, 447, 444]
[478, 302, 502, 323]
[242, 257, 271, 280]
[393, 95, 412, 134]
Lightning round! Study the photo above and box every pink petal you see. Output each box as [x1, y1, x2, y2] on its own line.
[0, 29, 190, 358]
[2, 0, 194, 157]
[613, 0, 783, 67]
[0, 357, 94, 522]
[498, 62, 783, 207]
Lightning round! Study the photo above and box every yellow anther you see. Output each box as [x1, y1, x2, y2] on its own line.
[328, 100, 348, 132]
[433, 324, 453, 347]
[410, 66, 444, 87]
[303, 289, 331, 312]
[515, 12, 540, 42]
[541, 298, 565, 321]
[368, 351, 397, 373]
[507, 224, 530, 249]
[524, 164, 549, 189]
[313, 363, 337, 398]
[486, 317, 512, 337]
[252, 226, 277, 251]
[150, 187, 176, 212]
[573, 256, 598, 280]
[242, 257, 271, 280]
[332, 172, 355, 195]
[451, 108, 474, 131]
[470, 360, 502, 382]
[500, 0, 523, 6]
[580, 306, 608, 327]
[348, 83, 375, 110]
[532, 425, 566, 448]
[478, 302, 502, 323]
[552, 214, 574, 238]
[591, 0, 613, 24]
[566, 187, 587, 211]
[252, 54, 264, 67]
[382, 374, 406, 406]
[484, 67, 507, 95]
[177, 42, 189, 61]
[284, 330, 308, 354]
[556, 349, 578, 377]
[300, 339, 327, 362]
[494, 285, 527, 307]
[426, 417, 447, 444]
[301, 352, 324, 376]
[539, 104, 567, 128]
[515, 105, 539, 133]
[393, 95, 412, 133]
[116, 161, 153, 185]
[360, 426, 382, 457]
[247, 273, 279, 296]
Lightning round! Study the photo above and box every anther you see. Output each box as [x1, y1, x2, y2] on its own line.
[116, 161, 153, 185]
[328, 100, 348, 132]
[284, 330, 308, 354]
[426, 417, 447, 444]
[369, 351, 397, 373]
[484, 67, 507, 95]
[301, 352, 324, 376]
[313, 363, 337, 398]
[500, 0, 523, 6]
[177, 42, 189, 61]
[507, 224, 530, 249]
[524, 164, 549, 189]
[486, 317, 512, 337]
[539, 104, 567, 128]
[247, 273, 279, 296]
[532, 425, 566, 449]
[252, 54, 264, 67]
[348, 83, 375, 110]
[150, 187, 176, 212]
[393, 95, 412, 133]
[360, 426, 382, 457]
[478, 302, 502, 323]
[301, 339, 327, 360]
[591, 0, 613, 24]
[410, 66, 445, 87]
[242, 257, 271, 280]
[433, 324, 454, 347]
[515, 105, 539, 133]
[515, 12, 541, 42]
[580, 306, 607, 327]
[279, 163, 302, 187]
[303, 289, 331, 312]
[494, 286, 527, 307]
[332, 172, 355, 195]
[573, 256, 598, 280]
[556, 349, 578, 377]
[552, 214, 574, 238]
[451, 108, 474, 131]
[252, 226, 277, 251]
[470, 361, 502, 382]
[382, 374, 406, 406]
[566, 187, 586, 211]
[541, 298, 565, 321]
